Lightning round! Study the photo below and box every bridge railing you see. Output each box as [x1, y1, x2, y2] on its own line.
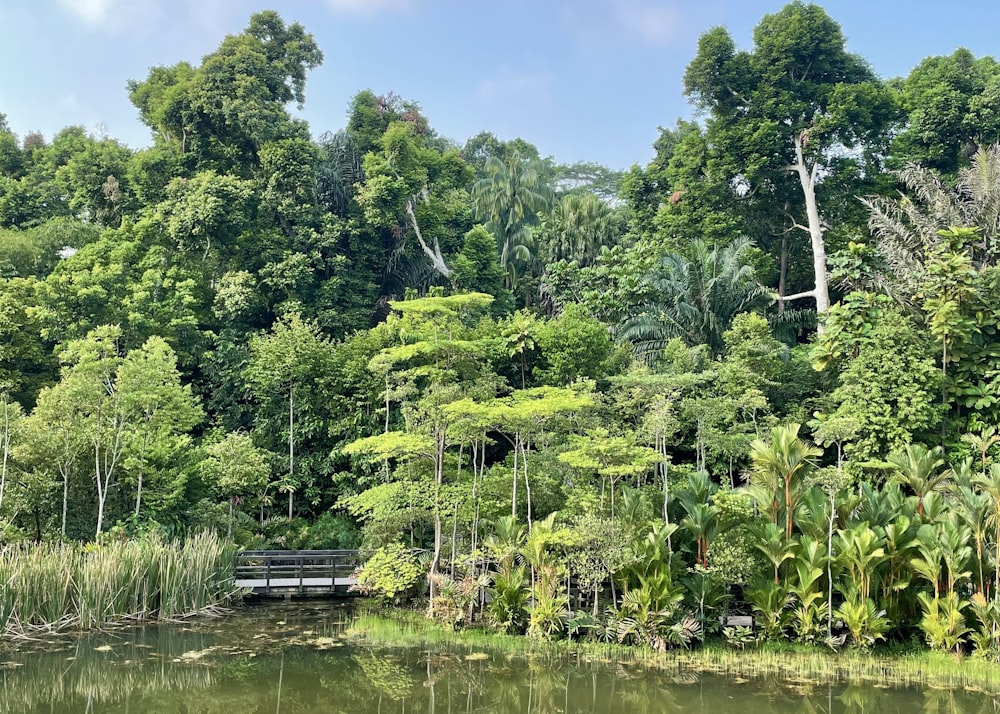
[234, 549, 361, 595]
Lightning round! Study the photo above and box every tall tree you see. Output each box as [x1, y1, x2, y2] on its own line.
[683, 1, 896, 319]
[117, 336, 203, 519]
[890, 49, 1000, 177]
[245, 313, 337, 519]
[472, 151, 554, 288]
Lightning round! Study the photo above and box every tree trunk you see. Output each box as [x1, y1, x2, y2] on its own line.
[288, 385, 294, 520]
[134, 447, 146, 519]
[827, 484, 835, 636]
[521, 439, 532, 529]
[61, 466, 69, 537]
[792, 135, 830, 320]
[784, 474, 793, 538]
[429, 431, 445, 609]
[995, 516, 1000, 603]
[406, 199, 452, 278]
[778, 234, 788, 314]
[95, 441, 105, 538]
[0, 400, 9, 512]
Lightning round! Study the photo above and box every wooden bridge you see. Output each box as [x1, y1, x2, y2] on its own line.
[234, 550, 361, 596]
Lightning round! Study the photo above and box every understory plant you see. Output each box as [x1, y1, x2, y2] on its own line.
[918, 592, 972, 653]
[353, 542, 425, 604]
[970, 593, 1000, 660]
[835, 591, 890, 649]
[487, 564, 529, 634]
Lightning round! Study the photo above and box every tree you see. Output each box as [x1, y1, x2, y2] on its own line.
[973, 464, 1000, 601]
[245, 313, 337, 519]
[827, 309, 941, 465]
[0, 392, 23, 515]
[890, 49, 1000, 177]
[117, 336, 203, 519]
[864, 145, 1000, 299]
[127, 11, 323, 175]
[472, 151, 553, 288]
[558, 428, 661, 522]
[618, 237, 772, 360]
[683, 1, 896, 318]
[887, 444, 947, 517]
[748, 424, 821, 538]
[355, 121, 472, 280]
[17, 383, 86, 536]
[540, 193, 618, 267]
[200, 431, 275, 533]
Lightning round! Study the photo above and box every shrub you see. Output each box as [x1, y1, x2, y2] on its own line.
[354, 543, 424, 603]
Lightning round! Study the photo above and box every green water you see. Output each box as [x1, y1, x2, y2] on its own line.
[0, 603, 996, 713]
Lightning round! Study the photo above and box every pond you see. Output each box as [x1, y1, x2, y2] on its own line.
[0, 602, 996, 713]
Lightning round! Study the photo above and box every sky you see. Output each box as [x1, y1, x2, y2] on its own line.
[1, 1, 999, 170]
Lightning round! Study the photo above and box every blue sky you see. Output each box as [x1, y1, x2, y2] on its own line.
[1, 1, 999, 170]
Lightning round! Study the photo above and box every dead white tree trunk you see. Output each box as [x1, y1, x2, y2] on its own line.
[405, 199, 451, 278]
[778, 133, 831, 330]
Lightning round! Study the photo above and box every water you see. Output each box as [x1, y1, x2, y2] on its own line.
[1, 603, 997, 713]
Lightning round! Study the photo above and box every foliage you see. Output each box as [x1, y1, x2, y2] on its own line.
[0, 532, 239, 636]
[354, 543, 424, 603]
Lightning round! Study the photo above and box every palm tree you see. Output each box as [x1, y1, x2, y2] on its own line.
[542, 193, 615, 266]
[680, 502, 718, 569]
[618, 237, 772, 361]
[863, 144, 1000, 299]
[973, 463, 1000, 601]
[887, 443, 948, 516]
[963, 427, 1000, 475]
[316, 129, 363, 217]
[472, 151, 554, 288]
[749, 424, 822, 538]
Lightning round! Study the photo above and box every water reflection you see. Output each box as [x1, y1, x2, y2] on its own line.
[1, 603, 998, 713]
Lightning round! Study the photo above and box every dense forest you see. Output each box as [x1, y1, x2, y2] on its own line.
[5, 2, 1000, 653]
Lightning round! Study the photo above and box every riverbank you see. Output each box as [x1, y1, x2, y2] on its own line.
[345, 610, 1000, 693]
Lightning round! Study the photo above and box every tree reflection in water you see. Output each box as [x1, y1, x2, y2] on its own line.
[0, 606, 995, 713]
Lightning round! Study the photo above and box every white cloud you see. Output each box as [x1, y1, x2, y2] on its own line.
[56, 0, 118, 25]
[55, 0, 164, 32]
[563, 0, 686, 47]
[478, 69, 553, 105]
[55, 0, 232, 33]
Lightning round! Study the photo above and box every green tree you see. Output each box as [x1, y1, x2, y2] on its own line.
[558, 428, 661, 522]
[683, 1, 896, 318]
[200, 431, 271, 535]
[887, 444, 947, 517]
[355, 121, 472, 279]
[748, 424, 821, 538]
[472, 151, 554, 288]
[127, 11, 322, 176]
[117, 336, 203, 520]
[245, 313, 337, 519]
[890, 49, 1000, 176]
[618, 237, 771, 360]
[828, 310, 941, 465]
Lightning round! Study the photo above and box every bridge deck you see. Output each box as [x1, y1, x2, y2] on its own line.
[235, 550, 361, 596]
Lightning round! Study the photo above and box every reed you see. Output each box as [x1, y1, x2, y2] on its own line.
[0, 532, 242, 637]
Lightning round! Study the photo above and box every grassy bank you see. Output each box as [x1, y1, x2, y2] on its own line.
[0, 532, 242, 637]
[344, 611, 1000, 693]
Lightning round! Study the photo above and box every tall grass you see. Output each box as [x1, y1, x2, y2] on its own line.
[0, 532, 242, 636]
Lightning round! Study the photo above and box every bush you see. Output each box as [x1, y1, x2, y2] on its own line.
[354, 543, 424, 603]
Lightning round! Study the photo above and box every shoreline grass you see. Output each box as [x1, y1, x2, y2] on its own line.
[0, 532, 242, 638]
[344, 610, 1000, 693]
